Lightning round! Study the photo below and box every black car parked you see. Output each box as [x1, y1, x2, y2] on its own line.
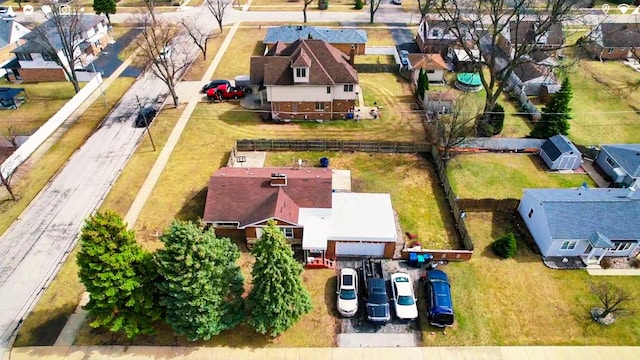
[134, 107, 157, 127]
[361, 259, 391, 323]
[201, 79, 231, 93]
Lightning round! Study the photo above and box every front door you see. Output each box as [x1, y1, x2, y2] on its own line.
[584, 244, 593, 255]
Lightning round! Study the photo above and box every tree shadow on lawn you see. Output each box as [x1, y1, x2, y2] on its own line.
[478, 211, 541, 264]
[13, 308, 70, 346]
[175, 186, 208, 222]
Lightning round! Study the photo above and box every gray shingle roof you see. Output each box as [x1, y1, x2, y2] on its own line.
[600, 23, 640, 48]
[0, 18, 15, 49]
[508, 21, 564, 46]
[524, 188, 640, 240]
[541, 134, 579, 161]
[601, 144, 640, 177]
[13, 14, 105, 54]
[264, 26, 367, 45]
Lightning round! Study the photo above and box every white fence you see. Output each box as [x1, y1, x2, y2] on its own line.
[1, 74, 103, 180]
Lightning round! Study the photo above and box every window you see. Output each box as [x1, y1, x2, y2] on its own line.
[611, 241, 635, 252]
[315, 102, 325, 111]
[343, 84, 354, 92]
[281, 227, 294, 238]
[607, 48, 614, 54]
[327, 86, 331, 94]
[16, 52, 32, 61]
[560, 240, 577, 250]
[41, 52, 55, 62]
[431, 29, 441, 37]
[214, 222, 238, 228]
[528, 209, 534, 218]
[605, 156, 616, 167]
[426, 70, 435, 74]
[296, 67, 306, 78]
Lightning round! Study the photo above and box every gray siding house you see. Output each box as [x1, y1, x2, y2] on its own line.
[595, 144, 640, 188]
[518, 187, 640, 265]
[539, 134, 582, 170]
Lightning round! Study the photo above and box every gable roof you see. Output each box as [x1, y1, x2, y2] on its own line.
[250, 39, 358, 87]
[513, 61, 553, 82]
[524, 188, 640, 240]
[600, 23, 640, 48]
[421, 14, 473, 32]
[541, 134, 579, 161]
[0, 18, 29, 49]
[203, 167, 333, 227]
[601, 144, 640, 177]
[13, 14, 105, 54]
[508, 21, 564, 46]
[407, 53, 448, 70]
[264, 26, 367, 45]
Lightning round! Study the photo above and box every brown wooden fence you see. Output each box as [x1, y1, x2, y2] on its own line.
[354, 63, 400, 73]
[235, 139, 431, 153]
[400, 249, 474, 261]
[458, 198, 520, 212]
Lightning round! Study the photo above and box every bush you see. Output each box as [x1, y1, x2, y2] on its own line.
[490, 103, 505, 135]
[600, 258, 613, 269]
[355, 0, 364, 9]
[630, 258, 640, 269]
[492, 232, 517, 259]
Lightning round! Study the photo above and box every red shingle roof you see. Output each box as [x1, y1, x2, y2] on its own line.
[203, 167, 333, 227]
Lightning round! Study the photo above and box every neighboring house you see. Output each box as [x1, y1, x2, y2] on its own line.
[202, 167, 398, 265]
[510, 61, 558, 96]
[250, 39, 359, 121]
[263, 25, 367, 56]
[5, 15, 111, 82]
[415, 14, 474, 56]
[452, 48, 482, 72]
[0, 18, 30, 78]
[539, 134, 582, 171]
[596, 144, 640, 188]
[422, 90, 456, 114]
[518, 187, 640, 265]
[407, 53, 447, 84]
[498, 21, 564, 59]
[586, 22, 640, 60]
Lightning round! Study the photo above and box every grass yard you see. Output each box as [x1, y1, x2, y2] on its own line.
[212, 27, 267, 80]
[364, 28, 396, 46]
[0, 82, 79, 135]
[266, 152, 459, 249]
[446, 153, 596, 199]
[182, 33, 227, 81]
[421, 211, 640, 346]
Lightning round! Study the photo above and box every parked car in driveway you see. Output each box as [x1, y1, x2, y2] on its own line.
[361, 259, 390, 323]
[390, 272, 418, 320]
[337, 268, 358, 317]
[206, 85, 245, 101]
[134, 106, 157, 127]
[399, 50, 410, 68]
[423, 269, 454, 327]
[202, 79, 231, 93]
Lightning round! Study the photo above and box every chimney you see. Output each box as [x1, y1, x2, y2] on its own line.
[349, 44, 356, 66]
[270, 173, 287, 187]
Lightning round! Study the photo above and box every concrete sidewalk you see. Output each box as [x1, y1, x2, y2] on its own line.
[9, 345, 640, 359]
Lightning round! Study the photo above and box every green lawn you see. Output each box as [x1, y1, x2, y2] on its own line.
[421, 211, 640, 346]
[447, 153, 596, 199]
[212, 27, 266, 80]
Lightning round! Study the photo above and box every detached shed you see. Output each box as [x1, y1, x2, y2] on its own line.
[540, 134, 582, 170]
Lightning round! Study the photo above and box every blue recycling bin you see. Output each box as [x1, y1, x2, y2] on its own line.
[320, 157, 329, 168]
[408, 252, 418, 267]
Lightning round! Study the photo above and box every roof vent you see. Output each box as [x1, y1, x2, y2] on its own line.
[270, 173, 287, 187]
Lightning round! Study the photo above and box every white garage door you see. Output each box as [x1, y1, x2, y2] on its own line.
[335, 242, 385, 257]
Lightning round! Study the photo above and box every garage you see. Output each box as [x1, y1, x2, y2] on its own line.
[335, 242, 386, 257]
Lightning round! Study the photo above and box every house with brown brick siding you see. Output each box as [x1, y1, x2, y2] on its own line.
[415, 14, 475, 57]
[263, 25, 367, 56]
[5, 15, 111, 83]
[0, 18, 30, 78]
[203, 167, 398, 267]
[250, 39, 359, 121]
[586, 22, 640, 61]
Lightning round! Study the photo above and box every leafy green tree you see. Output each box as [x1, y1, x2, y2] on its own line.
[355, 0, 364, 9]
[156, 220, 245, 341]
[530, 78, 572, 139]
[93, 0, 116, 25]
[77, 211, 160, 338]
[489, 103, 505, 135]
[248, 220, 312, 337]
[492, 232, 517, 259]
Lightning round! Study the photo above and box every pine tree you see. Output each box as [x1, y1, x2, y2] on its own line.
[93, 0, 117, 24]
[490, 103, 505, 135]
[77, 211, 160, 338]
[416, 69, 426, 100]
[530, 78, 572, 139]
[248, 220, 312, 337]
[156, 220, 245, 341]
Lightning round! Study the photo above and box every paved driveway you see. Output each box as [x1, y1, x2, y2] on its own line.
[88, 29, 143, 78]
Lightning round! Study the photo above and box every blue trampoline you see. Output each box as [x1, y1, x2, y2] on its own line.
[454, 73, 483, 92]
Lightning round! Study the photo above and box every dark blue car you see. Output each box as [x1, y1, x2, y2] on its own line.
[423, 269, 454, 327]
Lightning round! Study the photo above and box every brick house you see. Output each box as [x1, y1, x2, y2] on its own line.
[586, 22, 640, 61]
[415, 14, 475, 56]
[263, 25, 367, 56]
[5, 15, 111, 82]
[203, 167, 398, 266]
[0, 18, 30, 78]
[250, 39, 359, 121]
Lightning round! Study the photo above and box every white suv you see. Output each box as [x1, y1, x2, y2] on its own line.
[337, 268, 358, 317]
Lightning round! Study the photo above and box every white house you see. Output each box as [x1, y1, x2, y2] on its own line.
[415, 14, 474, 55]
[407, 53, 447, 84]
[518, 187, 640, 265]
[250, 39, 359, 121]
[0, 18, 30, 77]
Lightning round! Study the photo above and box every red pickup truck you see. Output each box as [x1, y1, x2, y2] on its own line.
[207, 84, 245, 102]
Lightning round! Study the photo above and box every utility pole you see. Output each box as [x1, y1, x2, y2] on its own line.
[0, 170, 16, 201]
[136, 95, 156, 151]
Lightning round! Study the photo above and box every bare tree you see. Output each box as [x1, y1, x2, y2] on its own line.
[303, 0, 314, 23]
[0, 170, 16, 201]
[206, 0, 230, 34]
[590, 282, 634, 324]
[5, 127, 18, 148]
[131, 10, 188, 107]
[179, 15, 215, 60]
[435, 94, 476, 161]
[368, 0, 382, 24]
[30, 2, 97, 94]
[432, 0, 584, 135]
[417, 0, 435, 18]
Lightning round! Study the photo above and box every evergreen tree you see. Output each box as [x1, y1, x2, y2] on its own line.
[156, 221, 245, 341]
[248, 220, 312, 337]
[490, 103, 505, 135]
[530, 78, 572, 139]
[355, 0, 364, 9]
[492, 232, 517, 259]
[93, 0, 116, 24]
[77, 211, 160, 338]
[417, 69, 426, 100]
